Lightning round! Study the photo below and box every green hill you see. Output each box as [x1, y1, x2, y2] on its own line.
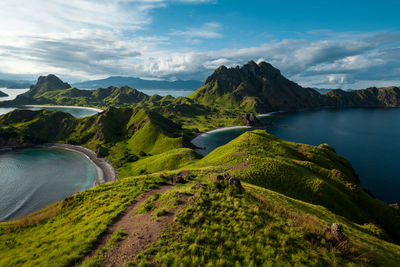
[195, 130, 400, 242]
[0, 107, 191, 174]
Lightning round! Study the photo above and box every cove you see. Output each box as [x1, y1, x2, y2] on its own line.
[192, 108, 400, 204]
[0, 148, 97, 221]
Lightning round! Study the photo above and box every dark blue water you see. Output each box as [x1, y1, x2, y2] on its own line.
[0, 148, 97, 221]
[192, 108, 400, 204]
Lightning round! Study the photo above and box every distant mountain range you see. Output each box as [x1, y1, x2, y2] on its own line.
[72, 76, 203, 90]
[0, 79, 33, 89]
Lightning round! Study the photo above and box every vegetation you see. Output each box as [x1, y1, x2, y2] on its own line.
[136, 174, 400, 266]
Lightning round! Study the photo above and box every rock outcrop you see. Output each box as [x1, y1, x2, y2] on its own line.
[331, 223, 347, 242]
[243, 113, 262, 127]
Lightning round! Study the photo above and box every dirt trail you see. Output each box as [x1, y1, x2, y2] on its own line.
[86, 183, 181, 266]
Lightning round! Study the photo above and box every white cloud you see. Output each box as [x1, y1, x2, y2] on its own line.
[171, 22, 223, 40]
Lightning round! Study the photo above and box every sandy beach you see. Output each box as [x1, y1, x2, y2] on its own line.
[23, 105, 104, 113]
[39, 143, 118, 185]
[196, 126, 251, 137]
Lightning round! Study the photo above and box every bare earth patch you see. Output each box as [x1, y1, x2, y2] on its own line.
[85, 183, 186, 266]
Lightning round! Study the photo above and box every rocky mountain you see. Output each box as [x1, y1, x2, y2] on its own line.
[190, 61, 325, 113]
[0, 90, 8, 97]
[72, 76, 203, 90]
[24, 74, 71, 98]
[326, 86, 400, 107]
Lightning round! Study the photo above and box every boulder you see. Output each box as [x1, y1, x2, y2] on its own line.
[228, 177, 243, 190]
[331, 223, 347, 242]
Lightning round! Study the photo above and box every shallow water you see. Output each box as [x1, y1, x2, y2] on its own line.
[0, 148, 97, 221]
[192, 108, 400, 204]
[0, 88, 30, 101]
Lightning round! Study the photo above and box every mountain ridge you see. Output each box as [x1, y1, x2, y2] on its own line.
[190, 60, 400, 112]
[72, 76, 203, 90]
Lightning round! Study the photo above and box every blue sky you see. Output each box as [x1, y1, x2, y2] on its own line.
[0, 0, 399, 89]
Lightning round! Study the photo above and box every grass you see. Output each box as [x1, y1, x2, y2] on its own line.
[118, 148, 202, 177]
[136, 174, 383, 266]
[0, 174, 166, 267]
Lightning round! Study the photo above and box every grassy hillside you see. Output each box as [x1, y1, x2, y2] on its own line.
[195, 130, 400, 242]
[137, 175, 400, 266]
[0, 107, 189, 175]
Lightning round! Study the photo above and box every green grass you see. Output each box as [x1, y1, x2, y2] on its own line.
[118, 148, 202, 177]
[0, 175, 166, 266]
[136, 174, 388, 266]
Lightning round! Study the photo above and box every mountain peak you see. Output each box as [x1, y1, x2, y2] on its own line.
[25, 74, 71, 97]
[191, 61, 323, 112]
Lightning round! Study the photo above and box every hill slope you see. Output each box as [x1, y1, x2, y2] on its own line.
[194, 130, 400, 242]
[0, 107, 192, 173]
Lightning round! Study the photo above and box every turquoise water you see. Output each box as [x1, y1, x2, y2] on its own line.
[0, 106, 98, 117]
[0, 148, 97, 221]
[192, 108, 400, 204]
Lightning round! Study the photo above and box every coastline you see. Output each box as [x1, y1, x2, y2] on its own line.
[22, 105, 104, 113]
[38, 143, 118, 185]
[196, 126, 251, 137]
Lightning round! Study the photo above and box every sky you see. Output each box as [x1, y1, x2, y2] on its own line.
[0, 0, 399, 89]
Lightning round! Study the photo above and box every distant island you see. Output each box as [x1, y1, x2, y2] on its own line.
[0, 79, 32, 89]
[72, 76, 203, 90]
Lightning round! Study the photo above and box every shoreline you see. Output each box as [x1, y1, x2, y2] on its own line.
[22, 105, 103, 113]
[196, 126, 252, 137]
[37, 143, 118, 185]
